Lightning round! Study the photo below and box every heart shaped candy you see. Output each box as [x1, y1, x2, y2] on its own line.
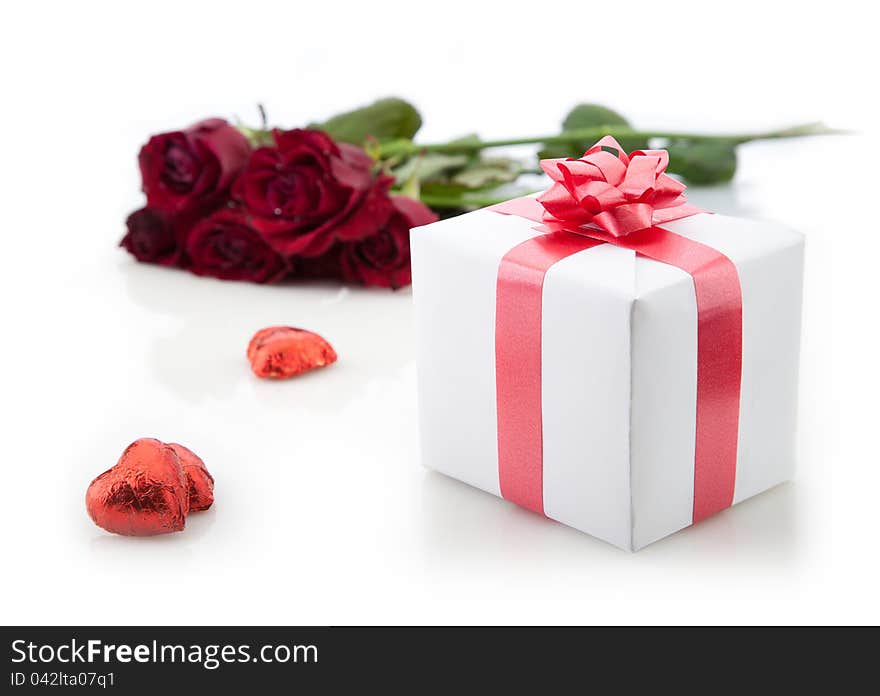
[168, 442, 214, 512]
[247, 326, 337, 379]
[86, 438, 189, 536]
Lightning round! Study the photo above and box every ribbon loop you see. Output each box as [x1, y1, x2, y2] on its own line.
[537, 137, 692, 238]
[584, 135, 631, 164]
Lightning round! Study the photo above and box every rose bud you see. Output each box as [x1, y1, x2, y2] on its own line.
[119, 207, 182, 266]
[339, 195, 438, 289]
[185, 208, 288, 283]
[233, 128, 385, 257]
[86, 438, 189, 536]
[167, 443, 214, 511]
[247, 326, 337, 379]
[138, 118, 251, 214]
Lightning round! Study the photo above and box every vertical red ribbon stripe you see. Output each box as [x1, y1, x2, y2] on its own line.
[495, 231, 604, 514]
[599, 226, 743, 522]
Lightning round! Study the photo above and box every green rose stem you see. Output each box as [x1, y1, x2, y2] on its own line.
[416, 192, 516, 209]
[375, 122, 842, 159]
[384, 122, 844, 209]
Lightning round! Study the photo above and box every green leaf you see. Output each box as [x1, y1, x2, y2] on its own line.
[445, 133, 482, 147]
[419, 183, 540, 211]
[391, 152, 470, 184]
[418, 181, 479, 198]
[310, 97, 422, 145]
[539, 103, 647, 159]
[666, 140, 737, 185]
[451, 158, 522, 188]
[561, 104, 630, 132]
[235, 125, 274, 148]
[398, 161, 422, 200]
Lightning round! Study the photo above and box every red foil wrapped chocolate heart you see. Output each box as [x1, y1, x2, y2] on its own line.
[168, 442, 214, 511]
[86, 438, 189, 536]
[86, 438, 214, 536]
[247, 326, 337, 379]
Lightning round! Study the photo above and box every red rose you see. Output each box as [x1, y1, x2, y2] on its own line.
[339, 195, 437, 289]
[138, 118, 251, 214]
[234, 129, 384, 258]
[120, 207, 181, 266]
[185, 208, 288, 283]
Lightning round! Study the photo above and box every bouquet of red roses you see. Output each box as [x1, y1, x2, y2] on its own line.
[123, 109, 435, 288]
[122, 98, 834, 288]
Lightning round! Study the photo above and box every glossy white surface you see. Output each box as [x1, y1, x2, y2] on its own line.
[1, 0, 876, 624]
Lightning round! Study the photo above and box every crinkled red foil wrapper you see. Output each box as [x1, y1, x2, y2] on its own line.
[247, 326, 337, 379]
[86, 438, 213, 536]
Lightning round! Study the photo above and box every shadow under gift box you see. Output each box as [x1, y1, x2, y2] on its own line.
[411, 207, 803, 551]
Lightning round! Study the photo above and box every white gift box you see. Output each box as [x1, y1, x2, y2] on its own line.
[411, 205, 803, 551]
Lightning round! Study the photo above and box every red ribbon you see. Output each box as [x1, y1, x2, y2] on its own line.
[491, 137, 743, 524]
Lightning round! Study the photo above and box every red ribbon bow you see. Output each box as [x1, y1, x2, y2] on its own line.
[538, 135, 691, 238]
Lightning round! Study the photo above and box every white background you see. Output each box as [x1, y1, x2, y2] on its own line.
[0, 0, 876, 625]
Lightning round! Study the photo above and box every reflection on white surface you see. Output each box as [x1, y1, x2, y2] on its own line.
[420, 471, 800, 566]
[123, 267, 415, 406]
[90, 506, 218, 549]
